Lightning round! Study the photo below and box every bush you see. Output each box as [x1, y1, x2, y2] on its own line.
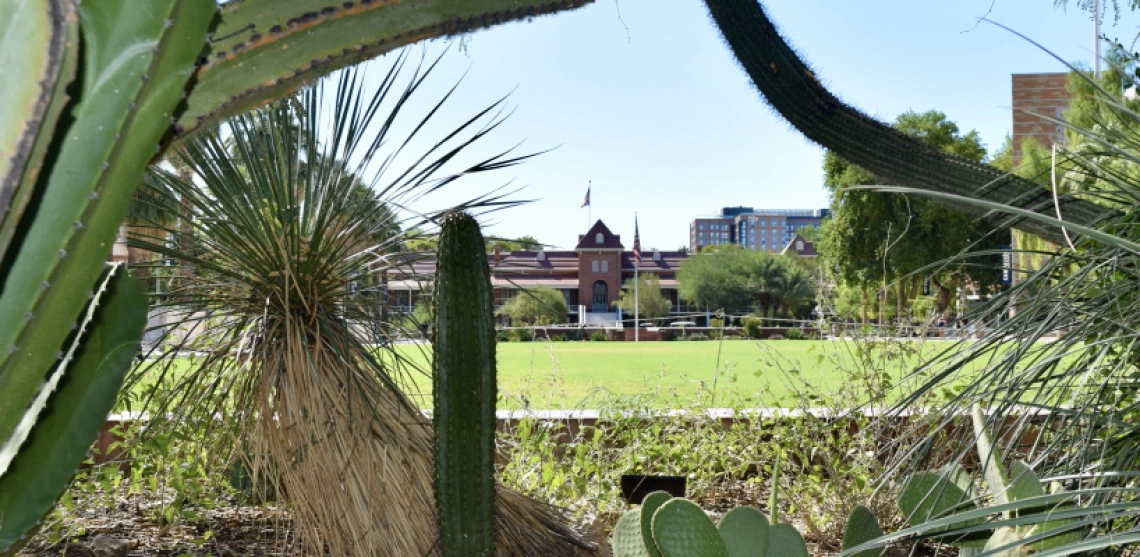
[507, 329, 521, 342]
[497, 329, 511, 342]
[688, 333, 708, 341]
[785, 327, 804, 340]
[743, 318, 762, 339]
[517, 328, 534, 342]
[589, 330, 608, 342]
[709, 317, 724, 329]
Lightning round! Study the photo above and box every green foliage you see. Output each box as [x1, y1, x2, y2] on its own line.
[615, 274, 672, 319]
[487, 235, 542, 252]
[818, 110, 1005, 317]
[497, 286, 569, 325]
[784, 328, 804, 341]
[433, 211, 497, 556]
[841, 505, 883, 557]
[590, 330, 609, 342]
[700, 0, 1111, 245]
[678, 246, 814, 317]
[718, 506, 770, 557]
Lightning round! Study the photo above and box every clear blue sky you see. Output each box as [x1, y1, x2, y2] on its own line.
[357, 0, 1139, 250]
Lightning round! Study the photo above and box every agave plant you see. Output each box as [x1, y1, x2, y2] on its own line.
[126, 60, 590, 556]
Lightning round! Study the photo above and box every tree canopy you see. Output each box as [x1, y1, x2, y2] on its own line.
[614, 274, 672, 319]
[818, 110, 1006, 316]
[496, 287, 568, 325]
[677, 246, 816, 319]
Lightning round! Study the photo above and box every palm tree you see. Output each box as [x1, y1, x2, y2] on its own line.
[127, 58, 588, 556]
[771, 266, 814, 320]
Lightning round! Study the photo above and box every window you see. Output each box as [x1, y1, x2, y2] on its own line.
[591, 260, 598, 272]
[596, 233, 604, 244]
[796, 241, 804, 251]
[601, 260, 608, 273]
[698, 223, 704, 230]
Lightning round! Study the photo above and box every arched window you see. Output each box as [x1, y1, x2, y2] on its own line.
[601, 260, 608, 273]
[591, 260, 599, 272]
[595, 233, 604, 244]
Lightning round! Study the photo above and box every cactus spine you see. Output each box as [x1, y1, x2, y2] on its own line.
[700, 0, 1113, 245]
[433, 211, 497, 556]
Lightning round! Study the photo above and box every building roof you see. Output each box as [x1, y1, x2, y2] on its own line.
[619, 251, 686, 272]
[575, 220, 623, 250]
[780, 234, 818, 257]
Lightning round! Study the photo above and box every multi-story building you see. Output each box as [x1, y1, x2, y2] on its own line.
[388, 220, 691, 323]
[690, 207, 828, 253]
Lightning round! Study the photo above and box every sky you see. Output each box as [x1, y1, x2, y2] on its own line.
[351, 0, 1140, 250]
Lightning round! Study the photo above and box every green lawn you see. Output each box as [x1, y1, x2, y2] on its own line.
[386, 339, 975, 409]
[133, 339, 979, 409]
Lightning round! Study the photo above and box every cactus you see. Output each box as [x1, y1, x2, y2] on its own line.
[651, 498, 730, 557]
[0, 0, 591, 551]
[612, 489, 828, 557]
[892, 406, 1084, 556]
[0, 265, 148, 554]
[176, 0, 594, 142]
[432, 211, 497, 556]
[700, 0, 1114, 245]
[841, 505, 884, 557]
[613, 508, 653, 557]
[640, 490, 673, 557]
[718, 506, 770, 557]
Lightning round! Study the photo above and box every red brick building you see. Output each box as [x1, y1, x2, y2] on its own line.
[1011, 72, 1071, 165]
[388, 220, 690, 323]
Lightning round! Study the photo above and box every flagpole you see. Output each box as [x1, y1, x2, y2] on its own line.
[634, 212, 639, 343]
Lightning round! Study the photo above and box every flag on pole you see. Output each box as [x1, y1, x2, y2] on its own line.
[633, 215, 642, 265]
[580, 185, 591, 208]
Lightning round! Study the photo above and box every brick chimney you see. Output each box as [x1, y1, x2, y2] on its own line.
[493, 244, 501, 264]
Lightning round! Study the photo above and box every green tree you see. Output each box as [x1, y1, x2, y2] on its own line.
[614, 274, 672, 319]
[819, 110, 1005, 321]
[770, 266, 815, 319]
[677, 244, 753, 312]
[496, 287, 568, 325]
[486, 235, 542, 252]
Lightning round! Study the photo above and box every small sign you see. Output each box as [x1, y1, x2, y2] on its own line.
[1001, 245, 1012, 285]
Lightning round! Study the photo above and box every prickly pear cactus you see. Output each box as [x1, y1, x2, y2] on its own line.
[432, 211, 497, 557]
[841, 505, 883, 557]
[650, 498, 729, 557]
[766, 524, 808, 557]
[718, 506, 769, 557]
[0, 265, 149, 554]
[613, 508, 652, 557]
[640, 491, 673, 557]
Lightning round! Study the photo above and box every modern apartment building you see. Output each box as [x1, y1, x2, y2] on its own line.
[689, 207, 828, 253]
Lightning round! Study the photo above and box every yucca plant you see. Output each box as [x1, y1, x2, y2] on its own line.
[126, 58, 591, 556]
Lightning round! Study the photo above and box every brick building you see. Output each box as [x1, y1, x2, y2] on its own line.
[1011, 72, 1070, 165]
[690, 207, 828, 253]
[388, 220, 690, 323]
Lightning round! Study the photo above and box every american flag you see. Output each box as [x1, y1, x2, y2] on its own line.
[633, 216, 642, 265]
[580, 185, 590, 208]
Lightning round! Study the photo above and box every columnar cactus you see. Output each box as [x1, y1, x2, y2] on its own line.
[0, 0, 591, 552]
[432, 211, 497, 556]
[701, 0, 1114, 245]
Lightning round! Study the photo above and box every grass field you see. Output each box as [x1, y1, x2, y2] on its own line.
[133, 339, 980, 410]
[385, 339, 976, 409]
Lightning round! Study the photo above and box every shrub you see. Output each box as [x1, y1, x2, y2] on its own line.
[589, 330, 608, 342]
[785, 327, 804, 340]
[688, 333, 708, 341]
[709, 317, 724, 329]
[743, 318, 762, 339]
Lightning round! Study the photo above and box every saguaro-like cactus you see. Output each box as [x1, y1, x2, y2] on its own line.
[432, 211, 497, 556]
[0, 0, 591, 552]
[701, 0, 1114, 245]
